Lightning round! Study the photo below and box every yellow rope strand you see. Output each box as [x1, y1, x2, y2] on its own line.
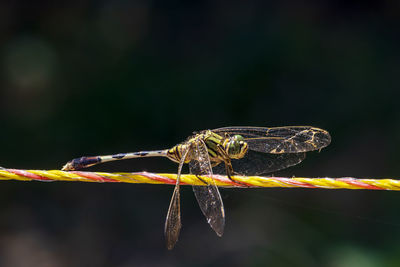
[0, 168, 399, 190]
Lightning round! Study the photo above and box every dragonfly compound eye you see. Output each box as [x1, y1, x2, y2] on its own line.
[226, 135, 248, 159]
[233, 135, 244, 142]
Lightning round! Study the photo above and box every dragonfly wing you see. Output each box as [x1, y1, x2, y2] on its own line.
[190, 139, 225, 236]
[164, 146, 190, 250]
[164, 185, 181, 250]
[213, 150, 306, 176]
[213, 126, 331, 153]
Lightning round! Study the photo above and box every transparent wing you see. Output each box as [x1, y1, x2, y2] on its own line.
[164, 146, 190, 250]
[213, 126, 331, 153]
[189, 139, 225, 237]
[213, 150, 306, 176]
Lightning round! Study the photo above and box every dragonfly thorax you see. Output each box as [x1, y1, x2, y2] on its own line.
[165, 132, 248, 164]
[223, 134, 248, 159]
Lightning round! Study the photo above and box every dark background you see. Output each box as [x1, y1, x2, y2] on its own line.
[0, 1, 399, 266]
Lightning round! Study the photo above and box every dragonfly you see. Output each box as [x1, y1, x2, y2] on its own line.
[62, 126, 331, 249]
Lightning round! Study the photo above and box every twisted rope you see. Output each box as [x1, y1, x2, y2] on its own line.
[0, 168, 399, 190]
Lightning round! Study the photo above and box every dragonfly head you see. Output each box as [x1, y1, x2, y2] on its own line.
[226, 135, 248, 159]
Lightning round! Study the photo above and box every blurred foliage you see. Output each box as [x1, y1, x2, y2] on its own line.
[0, 1, 399, 266]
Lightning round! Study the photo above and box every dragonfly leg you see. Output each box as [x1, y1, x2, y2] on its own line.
[193, 160, 223, 185]
[223, 160, 248, 187]
[194, 175, 208, 185]
[214, 143, 247, 187]
[224, 161, 234, 180]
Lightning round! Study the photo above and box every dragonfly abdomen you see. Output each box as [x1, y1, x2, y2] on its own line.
[62, 156, 101, 170]
[62, 150, 168, 170]
[166, 145, 191, 163]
